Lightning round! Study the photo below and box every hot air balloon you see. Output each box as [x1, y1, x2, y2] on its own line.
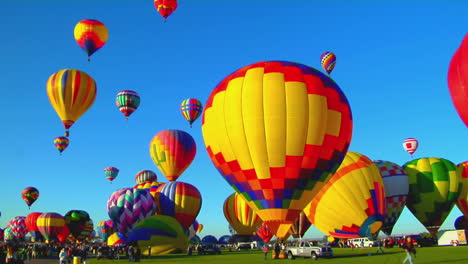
[403, 157, 462, 234]
[116, 90, 140, 120]
[134, 181, 164, 201]
[104, 167, 119, 183]
[108, 232, 126, 246]
[256, 223, 273, 243]
[6, 216, 28, 241]
[155, 181, 202, 229]
[46, 69, 97, 137]
[57, 224, 71, 243]
[201, 235, 218, 244]
[456, 161, 468, 220]
[304, 152, 386, 239]
[149, 129, 196, 182]
[107, 188, 157, 236]
[25, 212, 44, 242]
[320, 51, 337, 75]
[22, 187, 39, 209]
[97, 220, 115, 240]
[223, 193, 262, 237]
[180, 98, 203, 128]
[135, 170, 157, 185]
[74, 19, 109, 61]
[64, 210, 91, 240]
[202, 61, 353, 238]
[127, 215, 188, 255]
[74, 219, 94, 242]
[289, 212, 312, 239]
[403, 138, 418, 156]
[447, 34, 468, 127]
[374, 160, 409, 236]
[154, 0, 178, 21]
[218, 235, 231, 245]
[36, 212, 65, 241]
[54, 136, 69, 154]
[454, 215, 468, 230]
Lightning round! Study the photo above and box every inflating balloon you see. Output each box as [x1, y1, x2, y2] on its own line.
[37, 212, 65, 241]
[304, 152, 386, 239]
[46, 69, 97, 137]
[202, 61, 353, 238]
[64, 210, 91, 240]
[74, 19, 108, 61]
[6, 216, 27, 241]
[374, 160, 409, 235]
[25, 212, 44, 242]
[149, 129, 196, 182]
[403, 157, 461, 234]
[127, 215, 188, 255]
[223, 193, 262, 236]
[456, 161, 468, 220]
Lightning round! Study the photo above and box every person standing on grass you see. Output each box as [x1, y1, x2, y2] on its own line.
[262, 245, 269, 260]
[376, 239, 384, 254]
[402, 237, 415, 264]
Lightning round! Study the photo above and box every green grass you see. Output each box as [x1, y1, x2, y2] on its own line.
[81, 246, 468, 264]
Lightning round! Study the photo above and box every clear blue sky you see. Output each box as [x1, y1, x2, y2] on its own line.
[1, 1, 467, 240]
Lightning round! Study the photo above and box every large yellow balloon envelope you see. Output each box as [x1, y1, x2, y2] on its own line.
[46, 69, 97, 137]
[223, 193, 263, 236]
[202, 61, 353, 238]
[457, 161, 468, 220]
[304, 152, 386, 239]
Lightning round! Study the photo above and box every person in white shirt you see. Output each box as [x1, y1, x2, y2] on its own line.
[59, 248, 68, 264]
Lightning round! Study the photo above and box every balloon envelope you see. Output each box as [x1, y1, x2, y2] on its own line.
[116, 90, 140, 118]
[25, 212, 44, 242]
[304, 152, 386, 238]
[180, 98, 203, 127]
[74, 19, 108, 60]
[447, 34, 468, 127]
[54, 136, 69, 153]
[104, 167, 119, 182]
[403, 138, 418, 155]
[320, 51, 336, 75]
[202, 61, 353, 238]
[154, 0, 178, 20]
[135, 170, 157, 184]
[37, 212, 65, 241]
[22, 187, 39, 208]
[223, 193, 262, 236]
[374, 160, 409, 235]
[403, 157, 461, 234]
[456, 161, 468, 220]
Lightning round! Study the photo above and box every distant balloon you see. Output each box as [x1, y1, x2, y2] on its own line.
[454, 215, 468, 230]
[36, 212, 65, 241]
[374, 160, 409, 236]
[154, 0, 178, 21]
[202, 61, 353, 238]
[46, 69, 97, 137]
[201, 235, 217, 244]
[107, 188, 157, 236]
[149, 129, 196, 182]
[135, 170, 157, 185]
[127, 215, 188, 255]
[116, 90, 140, 120]
[456, 161, 468, 220]
[104, 167, 119, 183]
[403, 157, 461, 234]
[180, 98, 203, 128]
[74, 19, 109, 61]
[304, 152, 386, 239]
[223, 193, 262, 236]
[218, 235, 231, 244]
[155, 181, 202, 229]
[54, 136, 69, 154]
[403, 138, 418, 156]
[320, 51, 337, 75]
[447, 34, 468, 127]
[22, 187, 39, 209]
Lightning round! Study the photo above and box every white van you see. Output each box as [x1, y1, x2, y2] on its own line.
[347, 237, 375, 248]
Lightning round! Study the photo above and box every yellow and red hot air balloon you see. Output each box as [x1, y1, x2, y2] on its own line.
[46, 69, 97, 137]
[154, 0, 178, 21]
[304, 152, 386, 239]
[36, 212, 66, 242]
[202, 61, 353, 238]
[223, 193, 263, 237]
[456, 161, 468, 220]
[149, 129, 196, 182]
[74, 19, 109, 61]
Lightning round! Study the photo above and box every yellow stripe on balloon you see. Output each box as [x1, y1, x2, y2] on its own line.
[285, 81, 308, 157]
[305, 94, 327, 146]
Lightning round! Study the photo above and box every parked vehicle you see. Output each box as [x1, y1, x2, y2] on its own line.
[285, 241, 334, 260]
[347, 237, 375, 248]
[201, 244, 221, 254]
[437, 230, 467, 246]
[236, 242, 253, 250]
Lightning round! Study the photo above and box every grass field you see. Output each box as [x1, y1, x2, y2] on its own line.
[80, 246, 468, 264]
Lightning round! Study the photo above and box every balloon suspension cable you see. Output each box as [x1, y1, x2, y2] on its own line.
[125, 117, 129, 121]
[65, 130, 69, 137]
[87, 57, 90, 62]
[190, 124, 192, 128]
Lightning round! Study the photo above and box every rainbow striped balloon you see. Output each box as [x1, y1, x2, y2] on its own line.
[135, 170, 158, 184]
[54, 136, 69, 154]
[74, 19, 108, 61]
[180, 98, 203, 127]
[155, 181, 202, 229]
[320, 51, 337, 75]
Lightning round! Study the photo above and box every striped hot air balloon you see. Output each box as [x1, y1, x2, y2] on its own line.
[36, 212, 65, 241]
[403, 138, 418, 156]
[74, 19, 108, 61]
[133, 181, 164, 201]
[135, 170, 157, 185]
[108, 232, 126, 246]
[155, 181, 202, 229]
[46, 69, 97, 137]
[54, 136, 69, 154]
[180, 98, 203, 128]
[223, 193, 262, 237]
[104, 167, 119, 183]
[116, 90, 140, 120]
[202, 61, 352, 238]
[320, 51, 337, 75]
[149, 129, 196, 182]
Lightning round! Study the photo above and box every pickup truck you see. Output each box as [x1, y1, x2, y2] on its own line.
[285, 241, 334, 260]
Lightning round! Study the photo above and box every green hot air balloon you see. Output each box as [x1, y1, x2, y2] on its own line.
[403, 157, 462, 234]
